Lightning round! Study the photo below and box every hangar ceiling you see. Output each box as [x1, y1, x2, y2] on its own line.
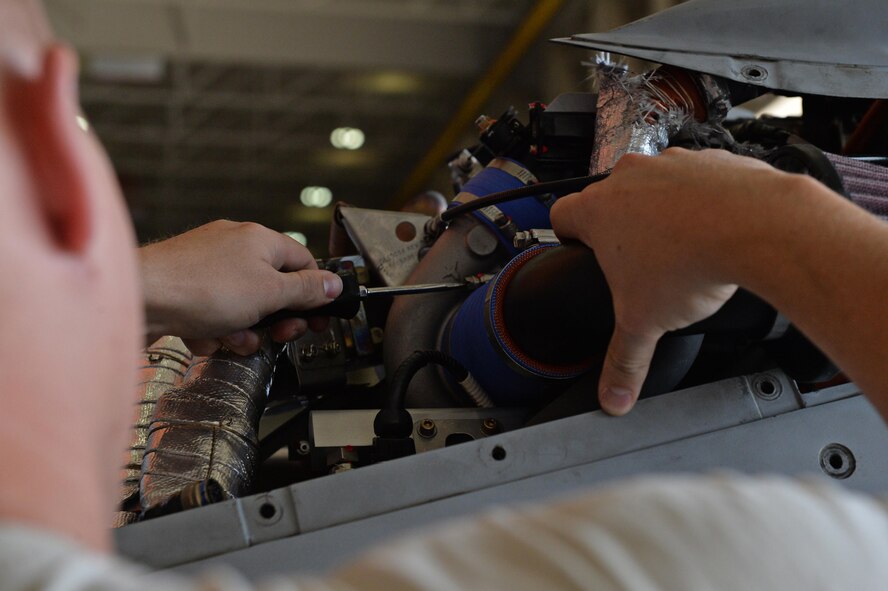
[44, 0, 681, 247]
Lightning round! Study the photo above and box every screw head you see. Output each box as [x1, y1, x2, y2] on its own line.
[418, 419, 437, 439]
[481, 418, 500, 435]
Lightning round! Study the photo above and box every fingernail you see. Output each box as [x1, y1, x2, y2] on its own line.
[600, 387, 634, 414]
[324, 274, 343, 299]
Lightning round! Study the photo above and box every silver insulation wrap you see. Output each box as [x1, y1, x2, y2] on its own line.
[590, 66, 681, 175]
[116, 337, 193, 527]
[140, 338, 282, 512]
[590, 64, 732, 175]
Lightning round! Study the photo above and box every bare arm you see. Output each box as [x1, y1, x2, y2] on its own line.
[140, 220, 343, 356]
[550, 148, 888, 420]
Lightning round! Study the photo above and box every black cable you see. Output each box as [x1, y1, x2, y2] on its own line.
[439, 173, 609, 224]
[374, 351, 471, 439]
[387, 350, 468, 411]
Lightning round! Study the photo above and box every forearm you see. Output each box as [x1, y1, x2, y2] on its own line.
[727, 175, 888, 418]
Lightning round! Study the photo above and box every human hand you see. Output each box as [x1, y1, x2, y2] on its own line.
[139, 220, 343, 356]
[550, 148, 792, 415]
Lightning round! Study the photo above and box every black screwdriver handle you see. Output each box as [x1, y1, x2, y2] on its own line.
[252, 270, 362, 328]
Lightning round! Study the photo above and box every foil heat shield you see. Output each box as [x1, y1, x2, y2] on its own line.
[140, 338, 281, 513]
[590, 65, 700, 175]
[116, 337, 193, 526]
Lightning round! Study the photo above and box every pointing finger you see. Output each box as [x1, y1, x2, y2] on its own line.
[598, 326, 662, 416]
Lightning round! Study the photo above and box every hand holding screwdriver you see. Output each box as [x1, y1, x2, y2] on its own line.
[253, 269, 479, 328]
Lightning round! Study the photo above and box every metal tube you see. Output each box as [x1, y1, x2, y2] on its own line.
[140, 338, 282, 514]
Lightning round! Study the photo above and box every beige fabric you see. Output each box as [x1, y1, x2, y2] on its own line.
[2, 475, 888, 591]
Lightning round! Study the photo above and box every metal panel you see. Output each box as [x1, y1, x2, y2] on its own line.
[117, 372, 811, 567]
[555, 0, 888, 98]
[166, 393, 888, 579]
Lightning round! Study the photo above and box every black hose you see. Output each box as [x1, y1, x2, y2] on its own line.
[387, 350, 469, 411]
[374, 351, 470, 439]
[439, 174, 607, 224]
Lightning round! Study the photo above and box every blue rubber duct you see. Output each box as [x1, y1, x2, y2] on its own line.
[454, 158, 552, 255]
[445, 245, 588, 407]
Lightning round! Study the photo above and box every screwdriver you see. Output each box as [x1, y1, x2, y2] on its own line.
[253, 269, 484, 327]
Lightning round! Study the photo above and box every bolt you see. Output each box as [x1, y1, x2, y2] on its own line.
[481, 418, 500, 435]
[418, 419, 437, 439]
[147, 353, 163, 363]
[296, 440, 311, 456]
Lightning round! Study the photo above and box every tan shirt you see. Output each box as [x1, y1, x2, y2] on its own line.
[2, 475, 888, 591]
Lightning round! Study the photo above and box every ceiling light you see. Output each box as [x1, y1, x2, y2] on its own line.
[86, 55, 166, 83]
[355, 71, 423, 94]
[285, 231, 308, 246]
[330, 127, 365, 150]
[300, 186, 333, 208]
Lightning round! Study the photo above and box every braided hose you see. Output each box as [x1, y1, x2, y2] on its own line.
[826, 153, 888, 218]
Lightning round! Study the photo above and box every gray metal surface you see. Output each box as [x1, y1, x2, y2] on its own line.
[116, 371, 887, 576]
[556, 0, 888, 98]
[338, 207, 431, 287]
[310, 408, 526, 451]
[383, 213, 505, 407]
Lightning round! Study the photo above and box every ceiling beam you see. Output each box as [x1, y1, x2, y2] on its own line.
[79, 85, 449, 120]
[45, 0, 515, 75]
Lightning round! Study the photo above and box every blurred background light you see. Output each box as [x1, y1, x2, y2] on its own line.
[300, 186, 333, 208]
[330, 127, 366, 150]
[354, 71, 424, 94]
[756, 96, 803, 118]
[76, 115, 90, 132]
[86, 54, 167, 83]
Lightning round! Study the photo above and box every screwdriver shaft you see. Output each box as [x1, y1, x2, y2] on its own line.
[361, 282, 468, 298]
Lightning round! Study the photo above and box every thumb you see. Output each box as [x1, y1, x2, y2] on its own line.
[598, 326, 662, 416]
[277, 269, 343, 311]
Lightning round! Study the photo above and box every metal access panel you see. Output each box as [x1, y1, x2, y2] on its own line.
[115, 372, 888, 580]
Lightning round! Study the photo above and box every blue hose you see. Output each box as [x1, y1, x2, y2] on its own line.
[453, 159, 551, 256]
